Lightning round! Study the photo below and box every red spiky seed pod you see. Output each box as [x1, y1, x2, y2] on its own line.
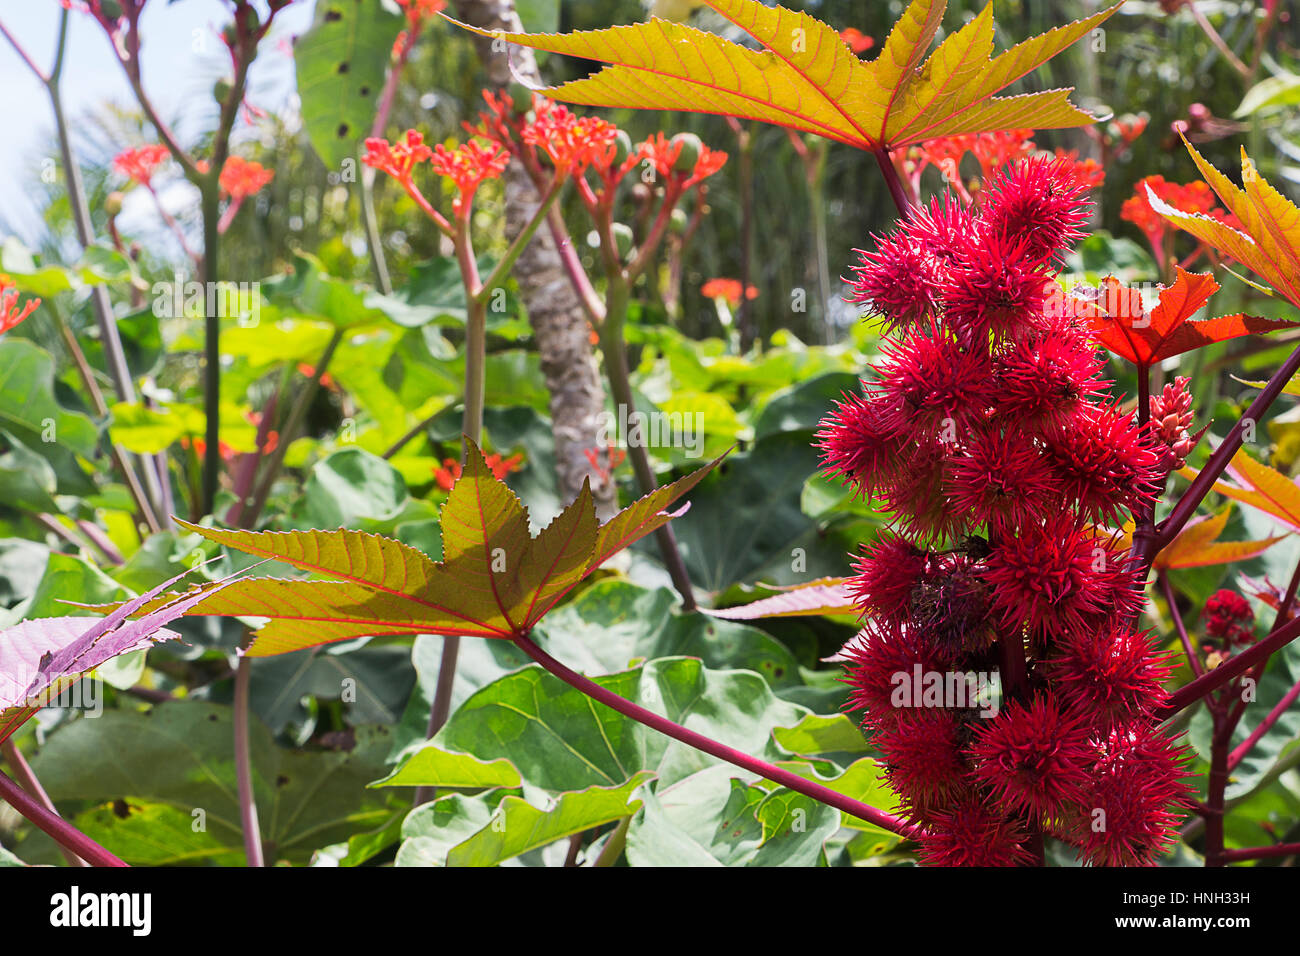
[1064, 725, 1193, 867]
[816, 389, 906, 498]
[944, 426, 1058, 534]
[993, 320, 1108, 431]
[969, 695, 1095, 819]
[848, 534, 930, 624]
[982, 516, 1143, 638]
[869, 324, 995, 440]
[980, 155, 1094, 264]
[1048, 627, 1175, 727]
[1045, 401, 1163, 526]
[873, 708, 973, 805]
[848, 230, 939, 331]
[917, 797, 1035, 867]
[939, 232, 1053, 343]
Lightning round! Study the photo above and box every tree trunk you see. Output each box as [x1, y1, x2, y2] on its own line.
[453, 0, 617, 519]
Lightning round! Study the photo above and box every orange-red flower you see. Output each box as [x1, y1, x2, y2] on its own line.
[0, 278, 39, 335]
[1052, 148, 1105, 190]
[112, 144, 171, 186]
[637, 132, 727, 186]
[434, 451, 524, 490]
[522, 101, 620, 174]
[919, 129, 1035, 183]
[396, 0, 446, 28]
[430, 140, 510, 215]
[1121, 175, 1239, 259]
[219, 156, 274, 200]
[363, 130, 435, 186]
[701, 278, 758, 306]
[840, 27, 874, 54]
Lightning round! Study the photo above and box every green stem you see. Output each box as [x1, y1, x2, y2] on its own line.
[245, 329, 346, 526]
[201, 180, 223, 516]
[474, 175, 566, 301]
[594, 816, 631, 867]
[600, 275, 697, 611]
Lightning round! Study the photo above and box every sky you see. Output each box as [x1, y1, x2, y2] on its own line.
[0, 0, 316, 246]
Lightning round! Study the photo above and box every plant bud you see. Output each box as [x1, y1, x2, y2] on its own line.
[669, 208, 688, 235]
[671, 132, 702, 173]
[611, 223, 635, 259]
[612, 130, 633, 166]
[214, 76, 234, 105]
[105, 191, 124, 217]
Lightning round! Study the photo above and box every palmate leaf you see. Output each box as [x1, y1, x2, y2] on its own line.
[1151, 505, 1286, 571]
[1082, 268, 1299, 369]
[1152, 140, 1300, 311]
[0, 567, 233, 744]
[1178, 446, 1300, 533]
[447, 0, 1119, 152]
[117, 441, 723, 657]
[703, 577, 856, 620]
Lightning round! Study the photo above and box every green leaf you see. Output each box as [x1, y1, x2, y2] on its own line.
[428, 657, 808, 792]
[753, 372, 859, 440]
[771, 713, 870, 760]
[28, 703, 403, 865]
[0, 431, 60, 514]
[394, 793, 497, 867]
[65, 801, 237, 866]
[302, 447, 410, 527]
[1235, 72, 1300, 118]
[295, 0, 403, 172]
[624, 766, 839, 866]
[440, 773, 653, 867]
[671, 431, 847, 591]
[373, 746, 522, 790]
[0, 339, 99, 460]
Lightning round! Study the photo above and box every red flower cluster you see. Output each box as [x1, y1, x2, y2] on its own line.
[1149, 376, 1196, 469]
[112, 144, 171, 186]
[430, 140, 510, 215]
[701, 278, 758, 306]
[522, 100, 620, 174]
[825, 156, 1191, 866]
[363, 130, 435, 187]
[219, 156, 274, 200]
[840, 28, 874, 55]
[471, 91, 727, 198]
[1, 278, 40, 335]
[1121, 176, 1239, 259]
[434, 451, 524, 491]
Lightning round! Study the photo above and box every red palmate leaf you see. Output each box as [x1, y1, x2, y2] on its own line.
[1082, 267, 1298, 368]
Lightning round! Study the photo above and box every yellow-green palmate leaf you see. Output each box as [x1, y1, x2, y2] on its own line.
[1151, 140, 1300, 310]
[1151, 505, 1286, 571]
[108, 442, 723, 657]
[1178, 445, 1300, 533]
[447, 0, 1119, 152]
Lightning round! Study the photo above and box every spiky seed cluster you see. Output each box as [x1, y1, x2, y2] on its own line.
[820, 158, 1191, 866]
